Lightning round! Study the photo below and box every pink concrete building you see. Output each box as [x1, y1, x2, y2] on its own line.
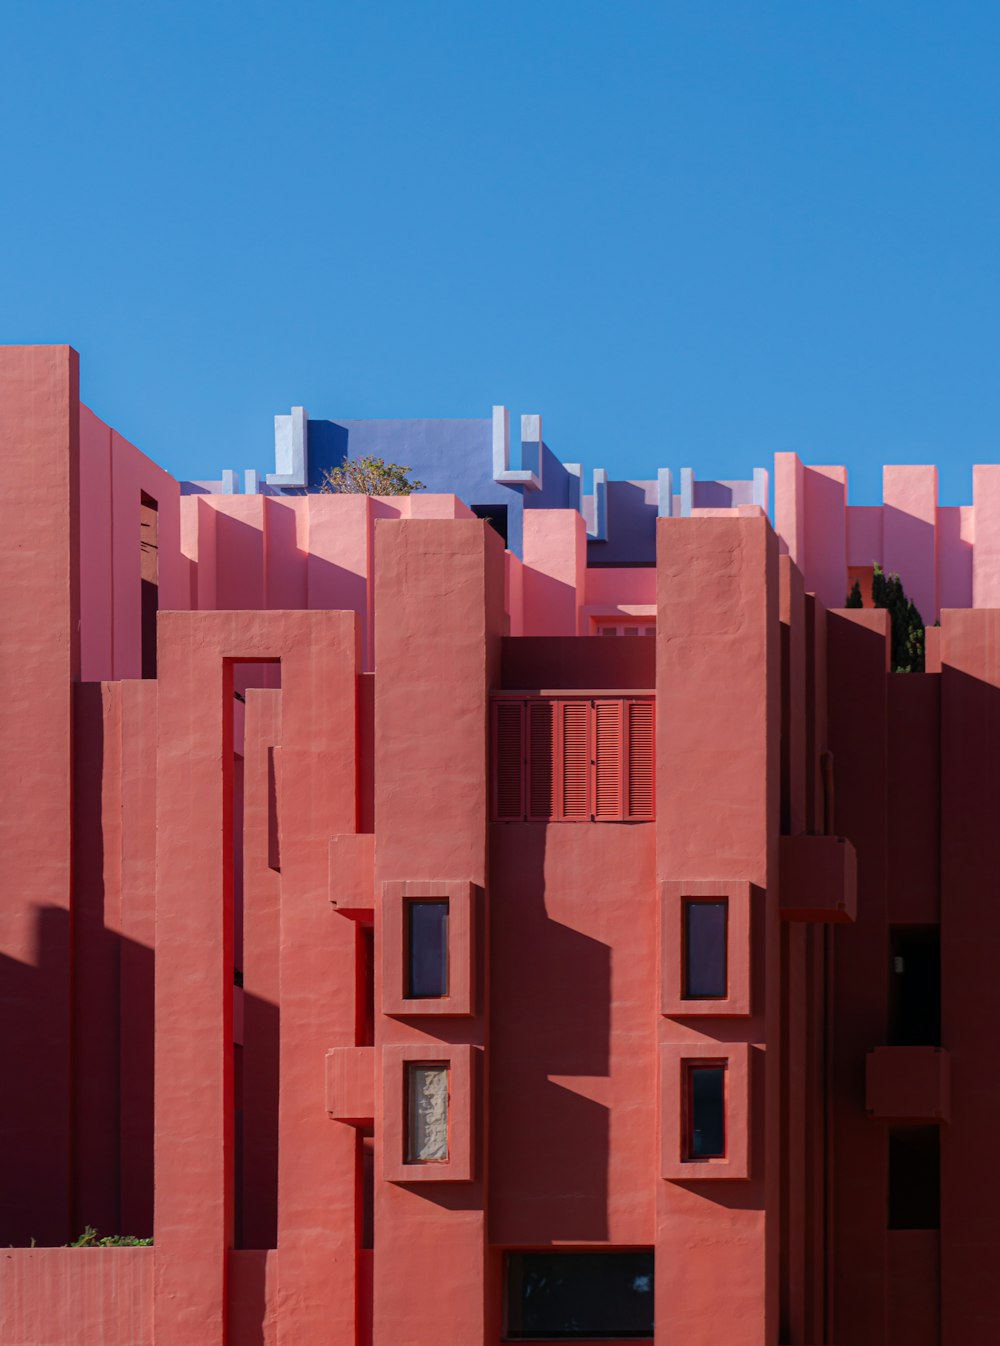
[0, 344, 992, 1345]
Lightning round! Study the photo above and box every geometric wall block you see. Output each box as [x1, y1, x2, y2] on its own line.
[779, 834, 858, 924]
[661, 880, 752, 1017]
[865, 1046, 951, 1124]
[380, 880, 478, 1017]
[329, 833, 376, 918]
[325, 1047, 375, 1125]
[381, 1043, 476, 1183]
[660, 1041, 751, 1181]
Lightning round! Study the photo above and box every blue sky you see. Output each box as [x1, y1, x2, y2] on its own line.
[2, 1, 999, 504]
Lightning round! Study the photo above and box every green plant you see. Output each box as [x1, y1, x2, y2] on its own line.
[318, 455, 425, 496]
[845, 579, 863, 608]
[871, 563, 925, 673]
[70, 1225, 152, 1247]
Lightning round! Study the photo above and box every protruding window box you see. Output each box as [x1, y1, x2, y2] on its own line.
[865, 1046, 951, 1124]
[779, 834, 857, 924]
[661, 880, 752, 1018]
[325, 1046, 375, 1125]
[381, 1043, 475, 1183]
[381, 880, 477, 1018]
[661, 1042, 750, 1181]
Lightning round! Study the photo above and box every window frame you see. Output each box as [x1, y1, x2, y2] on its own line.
[661, 1041, 750, 1181]
[661, 880, 752, 1018]
[381, 880, 477, 1018]
[381, 1043, 475, 1183]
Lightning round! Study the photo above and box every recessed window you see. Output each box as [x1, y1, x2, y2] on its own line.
[595, 620, 655, 637]
[504, 1250, 654, 1340]
[471, 503, 508, 546]
[406, 900, 449, 998]
[888, 1126, 940, 1229]
[889, 927, 941, 1047]
[406, 1063, 449, 1163]
[685, 1064, 726, 1160]
[683, 899, 727, 999]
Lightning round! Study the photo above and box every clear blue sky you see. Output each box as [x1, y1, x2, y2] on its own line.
[2, 1, 998, 504]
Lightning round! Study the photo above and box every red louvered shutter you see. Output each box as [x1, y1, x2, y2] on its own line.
[559, 700, 591, 821]
[527, 699, 556, 821]
[593, 699, 625, 821]
[492, 700, 525, 821]
[625, 698, 655, 820]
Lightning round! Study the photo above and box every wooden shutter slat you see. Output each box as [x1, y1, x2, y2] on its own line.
[593, 699, 625, 821]
[625, 698, 655, 820]
[559, 700, 591, 821]
[492, 700, 525, 821]
[527, 699, 556, 821]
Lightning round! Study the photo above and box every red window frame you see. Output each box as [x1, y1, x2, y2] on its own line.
[683, 1062, 727, 1161]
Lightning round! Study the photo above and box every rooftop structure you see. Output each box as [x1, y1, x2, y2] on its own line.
[0, 343, 990, 1346]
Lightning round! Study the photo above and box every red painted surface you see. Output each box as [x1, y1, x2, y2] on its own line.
[2, 342, 995, 1345]
[866, 1047, 951, 1123]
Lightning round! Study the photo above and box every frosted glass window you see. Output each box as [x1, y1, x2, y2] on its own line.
[406, 1063, 449, 1162]
[407, 900, 449, 998]
[683, 899, 727, 999]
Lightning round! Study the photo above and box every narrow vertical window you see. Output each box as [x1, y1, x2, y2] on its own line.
[406, 1063, 449, 1162]
[406, 900, 449, 998]
[140, 492, 159, 679]
[889, 927, 941, 1046]
[685, 1064, 726, 1159]
[683, 900, 728, 999]
[888, 1126, 940, 1229]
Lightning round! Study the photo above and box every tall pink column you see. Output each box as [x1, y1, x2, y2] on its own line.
[655, 513, 781, 1346]
[373, 518, 504, 1346]
[0, 346, 79, 1246]
[521, 507, 586, 635]
[972, 465, 1000, 607]
[883, 465, 938, 622]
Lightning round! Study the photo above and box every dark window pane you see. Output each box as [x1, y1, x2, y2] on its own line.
[505, 1251, 654, 1340]
[889, 1127, 940, 1229]
[407, 900, 448, 998]
[889, 927, 941, 1046]
[684, 900, 727, 998]
[688, 1065, 726, 1159]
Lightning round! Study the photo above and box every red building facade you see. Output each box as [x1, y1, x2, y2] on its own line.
[0, 345, 979, 1345]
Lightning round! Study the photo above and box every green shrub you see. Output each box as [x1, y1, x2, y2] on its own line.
[70, 1225, 152, 1247]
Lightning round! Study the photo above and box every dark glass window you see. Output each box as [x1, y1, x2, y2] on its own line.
[406, 900, 449, 998]
[889, 927, 941, 1046]
[888, 1127, 940, 1229]
[505, 1251, 654, 1340]
[683, 900, 727, 998]
[686, 1065, 726, 1159]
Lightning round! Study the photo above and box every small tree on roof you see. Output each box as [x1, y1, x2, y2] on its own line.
[872, 563, 925, 673]
[843, 566, 925, 671]
[318, 456, 425, 496]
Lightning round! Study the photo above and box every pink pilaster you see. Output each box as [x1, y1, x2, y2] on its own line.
[521, 507, 586, 636]
[883, 465, 939, 622]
